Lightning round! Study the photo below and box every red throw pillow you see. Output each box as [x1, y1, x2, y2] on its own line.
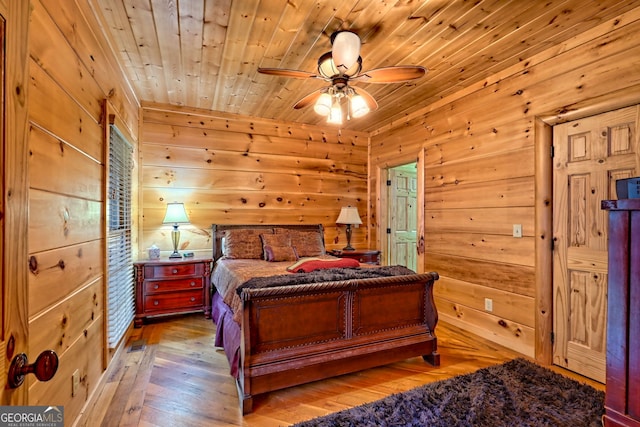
[286, 257, 360, 273]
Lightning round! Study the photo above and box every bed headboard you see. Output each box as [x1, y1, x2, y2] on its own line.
[211, 224, 325, 261]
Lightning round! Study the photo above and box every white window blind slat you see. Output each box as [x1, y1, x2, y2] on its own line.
[107, 125, 134, 348]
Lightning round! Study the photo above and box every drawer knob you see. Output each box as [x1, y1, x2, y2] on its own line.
[153, 300, 159, 306]
[190, 281, 196, 287]
[154, 284, 159, 290]
[190, 297, 196, 302]
[172, 269, 178, 274]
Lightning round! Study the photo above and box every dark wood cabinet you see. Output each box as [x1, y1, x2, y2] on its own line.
[133, 257, 212, 327]
[330, 249, 381, 265]
[602, 199, 640, 427]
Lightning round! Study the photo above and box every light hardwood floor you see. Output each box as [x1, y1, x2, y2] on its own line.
[79, 313, 604, 427]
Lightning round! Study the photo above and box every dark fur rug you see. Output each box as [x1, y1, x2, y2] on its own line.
[293, 358, 604, 427]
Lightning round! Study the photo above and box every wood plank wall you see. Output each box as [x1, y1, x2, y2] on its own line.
[26, 0, 138, 422]
[370, 6, 640, 358]
[138, 104, 370, 258]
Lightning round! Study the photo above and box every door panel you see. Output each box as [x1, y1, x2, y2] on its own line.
[553, 104, 638, 382]
[388, 166, 417, 271]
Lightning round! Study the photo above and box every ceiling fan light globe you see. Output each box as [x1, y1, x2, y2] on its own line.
[350, 94, 370, 118]
[318, 52, 339, 78]
[314, 93, 332, 116]
[327, 99, 343, 125]
[332, 31, 361, 73]
[344, 56, 362, 77]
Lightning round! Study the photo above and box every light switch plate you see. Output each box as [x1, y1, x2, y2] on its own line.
[513, 224, 522, 238]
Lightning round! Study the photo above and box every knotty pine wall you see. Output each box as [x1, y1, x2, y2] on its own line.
[138, 104, 370, 258]
[26, 0, 138, 423]
[370, 6, 640, 359]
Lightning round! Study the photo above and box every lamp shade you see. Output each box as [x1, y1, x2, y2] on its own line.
[336, 206, 362, 225]
[162, 202, 190, 224]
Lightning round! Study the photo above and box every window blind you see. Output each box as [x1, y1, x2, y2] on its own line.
[107, 124, 134, 348]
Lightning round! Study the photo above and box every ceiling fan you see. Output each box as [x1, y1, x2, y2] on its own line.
[258, 31, 427, 125]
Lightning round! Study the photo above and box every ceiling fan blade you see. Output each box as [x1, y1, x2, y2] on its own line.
[352, 66, 427, 83]
[353, 87, 378, 111]
[293, 89, 323, 110]
[258, 68, 319, 79]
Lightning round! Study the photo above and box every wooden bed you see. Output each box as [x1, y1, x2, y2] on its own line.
[210, 223, 440, 414]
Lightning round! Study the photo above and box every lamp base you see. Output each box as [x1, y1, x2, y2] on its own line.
[169, 226, 182, 259]
[343, 224, 355, 251]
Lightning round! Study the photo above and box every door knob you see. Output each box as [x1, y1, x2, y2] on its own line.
[8, 349, 59, 388]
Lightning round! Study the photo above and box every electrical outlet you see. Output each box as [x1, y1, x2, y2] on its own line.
[72, 369, 80, 397]
[513, 224, 522, 238]
[484, 298, 493, 312]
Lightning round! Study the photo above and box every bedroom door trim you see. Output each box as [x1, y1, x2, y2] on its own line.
[534, 118, 554, 365]
[376, 148, 425, 273]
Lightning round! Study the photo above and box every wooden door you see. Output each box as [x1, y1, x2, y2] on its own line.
[387, 165, 417, 271]
[1, 2, 30, 404]
[553, 105, 639, 383]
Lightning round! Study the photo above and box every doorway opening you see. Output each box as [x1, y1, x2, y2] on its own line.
[385, 163, 418, 271]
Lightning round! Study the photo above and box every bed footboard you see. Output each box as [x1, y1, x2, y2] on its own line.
[237, 272, 439, 414]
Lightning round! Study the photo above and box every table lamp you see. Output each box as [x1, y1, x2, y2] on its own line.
[336, 206, 362, 251]
[162, 202, 190, 258]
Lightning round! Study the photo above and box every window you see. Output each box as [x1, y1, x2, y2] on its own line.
[107, 124, 134, 348]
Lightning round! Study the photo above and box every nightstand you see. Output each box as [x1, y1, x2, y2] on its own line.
[133, 256, 212, 327]
[329, 249, 381, 265]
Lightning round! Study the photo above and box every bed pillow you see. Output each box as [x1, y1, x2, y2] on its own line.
[260, 233, 298, 262]
[286, 257, 360, 273]
[223, 228, 272, 259]
[276, 228, 325, 257]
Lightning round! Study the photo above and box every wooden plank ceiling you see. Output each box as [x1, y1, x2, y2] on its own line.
[91, 0, 636, 132]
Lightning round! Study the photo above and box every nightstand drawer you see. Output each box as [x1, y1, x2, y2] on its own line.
[353, 253, 379, 264]
[330, 249, 381, 265]
[144, 263, 202, 279]
[144, 290, 203, 313]
[144, 277, 203, 294]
